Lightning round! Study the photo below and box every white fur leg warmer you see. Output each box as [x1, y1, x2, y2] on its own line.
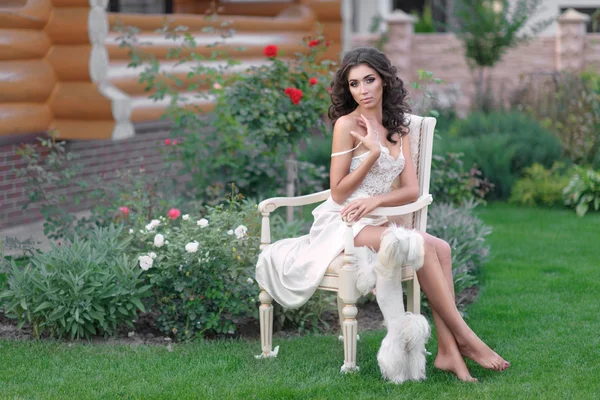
[351, 247, 378, 296]
[375, 268, 431, 384]
[378, 225, 425, 274]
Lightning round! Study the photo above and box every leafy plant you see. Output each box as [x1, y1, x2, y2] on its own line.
[0, 225, 149, 339]
[13, 133, 84, 240]
[427, 201, 492, 310]
[115, 9, 333, 210]
[563, 166, 600, 216]
[509, 163, 572, 207]
[449, 0, 551, 111]
[430, 152, 493, 205]
[274, 290, 336, 334]
[131, 191, 261, 340]
[14, 133, 177, 241]
[515, 71, 600, 166]
[438, 111, 563, 199]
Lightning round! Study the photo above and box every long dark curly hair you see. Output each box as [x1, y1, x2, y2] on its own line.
[328, 47, 411, 144]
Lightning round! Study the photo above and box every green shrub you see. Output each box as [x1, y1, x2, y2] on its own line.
[15, 134, 180, 241]
[563, 166, 600, 216]
[0, 225, 149, 339]
[436, 134, 516, 199]
[509, 163, 572, 207]
[439, 111, 562, 199]
[427, 201, 492, 310]
[274, 290, 336, 334]
[430, 152, 493, 205]
[516, 71, 600, 167]
[298, 134, 333, 190]
[131, 195, 261, 341]
[117, 15, 333, 204]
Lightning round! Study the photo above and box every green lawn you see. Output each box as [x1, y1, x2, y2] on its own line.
[1, 204, 599, 399]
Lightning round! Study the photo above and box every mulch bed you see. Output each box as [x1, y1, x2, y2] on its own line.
[0, 300, 385, 345]
[0, 288, 478, 345]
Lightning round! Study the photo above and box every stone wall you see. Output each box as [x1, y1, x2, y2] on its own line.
[352, 8, 598, 115]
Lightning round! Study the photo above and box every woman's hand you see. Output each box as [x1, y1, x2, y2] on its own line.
[340, 196, 381, 222]
[350, 114, 380, 154]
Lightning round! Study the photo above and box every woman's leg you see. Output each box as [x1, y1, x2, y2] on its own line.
[355, 226, 509, 373]
[416, 233, 509, 371]
[424, 234, 477, 381]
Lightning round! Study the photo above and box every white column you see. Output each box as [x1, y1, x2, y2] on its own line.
[341, 0, 354, 53]
[378, 0, 393, 31]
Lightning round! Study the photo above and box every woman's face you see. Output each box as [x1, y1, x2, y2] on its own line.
[347, 63, 384, 109]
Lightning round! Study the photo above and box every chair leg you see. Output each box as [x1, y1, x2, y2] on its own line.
[337, 295, 344, 332]
[337, 295, 360, 342]
[258, 289, 276, 357]
[341, 302, 359, 373]
[406, 277, 421, 314]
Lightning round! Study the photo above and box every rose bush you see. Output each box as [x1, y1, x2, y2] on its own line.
[128, 193, 261, 341]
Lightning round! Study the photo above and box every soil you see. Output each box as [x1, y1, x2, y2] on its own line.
[0, 300, 385, 345]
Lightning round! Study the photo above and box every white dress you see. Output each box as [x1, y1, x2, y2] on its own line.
[255, 140, 406, 309]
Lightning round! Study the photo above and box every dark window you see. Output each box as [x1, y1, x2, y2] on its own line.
[559, 7, 600, 33]
[108, 0, 173, 14]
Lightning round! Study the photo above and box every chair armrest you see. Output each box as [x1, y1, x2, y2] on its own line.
[366, 194, 433, 217]
[258, 190, 331, 213]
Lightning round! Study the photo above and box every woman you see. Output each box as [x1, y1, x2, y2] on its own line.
[256, 47, 509, 382]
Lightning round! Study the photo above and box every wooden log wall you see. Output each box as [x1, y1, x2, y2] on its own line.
[184, 0, 342, 59]
[0, 0, 133, 140]
[0, 0, 54, 136]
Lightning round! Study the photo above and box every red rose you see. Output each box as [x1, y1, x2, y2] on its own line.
[327, 87, 332, 93]
[325, 40, 330, 47]
[284, 87, 303, 105]
[308, 39, 320, 48]
[172, 140, 178, 145]
[309, 77, 318, 86]
[168, 208, 181, 220]
[164, 139, 171, 145]
[119, 206, 130, 216]
[263, 45, 278, 58]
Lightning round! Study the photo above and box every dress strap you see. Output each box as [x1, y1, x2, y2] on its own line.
[331, 142, 362, 157]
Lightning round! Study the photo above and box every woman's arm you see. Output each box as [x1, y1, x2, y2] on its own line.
[330, 115, 381, 205]
[376, 135, 420, 206]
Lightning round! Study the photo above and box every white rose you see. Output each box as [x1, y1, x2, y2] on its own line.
[138, 255, 153, 271]
[129, 229, 134, 234]
[182, 214, 190, 220]
[227, 230, 234, 236]
[185, 241, 199, 253]
[145, 219, 161, 231]
[154, 233, 165, 247]
[197, 218, 209, 228]
[149, 252, 157, 259]
[247, 278, 254, 284]
[234, 225, 248, 240]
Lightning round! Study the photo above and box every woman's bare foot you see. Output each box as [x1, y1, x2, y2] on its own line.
[434, 350, 478, 382]
[456, 332, 510, 371]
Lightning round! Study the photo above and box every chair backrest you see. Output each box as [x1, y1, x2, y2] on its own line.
[389, 113, 436, 228]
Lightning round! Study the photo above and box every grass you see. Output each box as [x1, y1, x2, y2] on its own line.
[1, 204, 599, 399]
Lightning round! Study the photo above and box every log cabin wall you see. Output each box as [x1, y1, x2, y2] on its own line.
[0, 0, 133, 141]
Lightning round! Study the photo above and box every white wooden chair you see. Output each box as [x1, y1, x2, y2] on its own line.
[256, 114, 436, 372]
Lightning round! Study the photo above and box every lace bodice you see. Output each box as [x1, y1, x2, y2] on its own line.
[345, 145, 405, 204]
